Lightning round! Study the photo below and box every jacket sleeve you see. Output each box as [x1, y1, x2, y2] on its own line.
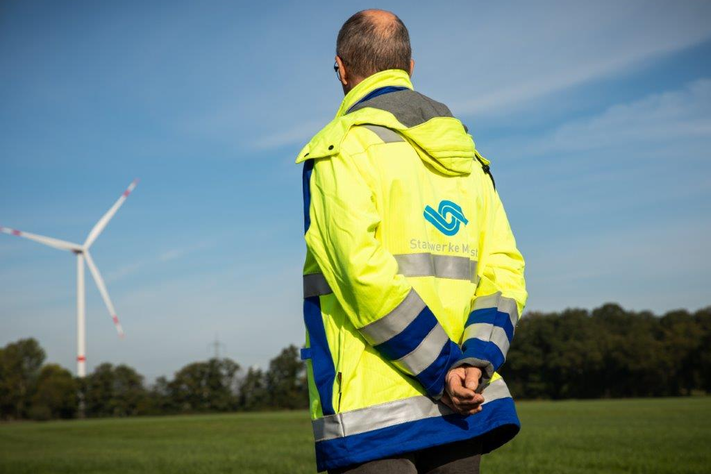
[303, 150, 462, 399]
[454, 172, 527, 386]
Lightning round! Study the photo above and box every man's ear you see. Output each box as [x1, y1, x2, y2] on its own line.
[409, 58, 415, 77]
[335, 55, 348, 87]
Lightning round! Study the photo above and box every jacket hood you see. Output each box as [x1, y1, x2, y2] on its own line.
[296, 70, 485, 176]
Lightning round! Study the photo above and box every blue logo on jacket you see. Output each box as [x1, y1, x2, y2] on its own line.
[424, 200, 468, 236]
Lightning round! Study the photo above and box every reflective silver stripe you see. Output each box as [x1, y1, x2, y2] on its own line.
[313, 394, 448, 442]
[394, 253, 478, 282]
[312, 377, 511, 442]
[463, 322, 494, 342]
[480, 377, 511, 403]
[472, 292, 519, 328]
[359, 289, 425, 346]
[393, 324, 448, 376]
[362, 124, 405, 143]
[489, 326, 511, 358]
[303, 254, 479, 298]
[463, 323, 511, 360]
[303, 273, 332, 298]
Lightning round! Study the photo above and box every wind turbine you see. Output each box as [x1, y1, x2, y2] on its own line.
[0, 179, 138, 377]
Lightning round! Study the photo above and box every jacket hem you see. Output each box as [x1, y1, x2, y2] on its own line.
[314, 396, 519, 472]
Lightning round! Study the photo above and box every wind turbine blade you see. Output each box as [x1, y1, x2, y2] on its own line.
[84, 179, 138, 249]
[84, 251, 124, 338]
[0, 226, 82, 252]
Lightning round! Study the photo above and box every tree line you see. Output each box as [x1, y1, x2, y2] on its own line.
[1, 302, 709, 421]
[0, 342, 308, 421]
[501, 303, 711, 399]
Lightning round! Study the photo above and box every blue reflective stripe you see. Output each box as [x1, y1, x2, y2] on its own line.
[314, 397, 519, 472]
[415, 339, 462, 396]
[373, 306, 438, 361]
[303, 296, 336, 415]
[461, 338, 505, 372]
[466, 307, 515, 342]
[347, 86, 409, 113]
[466, 306, 497, 326]
[302, 160, 315, 234]
[300, 347, 313, 361]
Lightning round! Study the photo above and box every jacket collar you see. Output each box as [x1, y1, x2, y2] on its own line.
[335, 69, 414, 118]
[295, 69, 482, 176]
[295, 70, 414, 164]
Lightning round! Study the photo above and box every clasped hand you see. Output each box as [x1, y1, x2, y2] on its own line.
[440, 365, 485, 415]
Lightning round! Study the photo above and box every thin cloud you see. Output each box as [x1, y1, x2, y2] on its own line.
[106, 240, 214, 283]
[450, 6, 711, 117]
[250, 118, 327, 151]
[501, 78, 711, 157]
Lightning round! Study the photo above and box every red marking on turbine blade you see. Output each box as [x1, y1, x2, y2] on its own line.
[77, 356, 86, 362]
[12, 230, 21, 236]
[123, 190, 130, 197]
[112, 315, 119, 324]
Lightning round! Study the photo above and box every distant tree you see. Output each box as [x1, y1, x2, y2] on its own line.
[265, 345, 308, 409]
[29, 364, 78, 420]
[503, 311, 555, 399]
[0, 338, 46, 420]
[660, 309, 704, 395]
[83, 363, 115, 417]
[168, 358, 240, 413]
[695, 307, 711, 393]
[146, 376, 175, 414]
[238, 367, 269, 411]
[83, 363, 149, 417]
[113, 364, 149, 416]
[547, 308, 606, 398]
[593, 304, 666, 397]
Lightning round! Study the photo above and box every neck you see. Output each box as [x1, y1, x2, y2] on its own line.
[342, 77, 364, 95]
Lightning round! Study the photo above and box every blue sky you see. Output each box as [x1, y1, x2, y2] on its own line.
[1, 0, 710, 381]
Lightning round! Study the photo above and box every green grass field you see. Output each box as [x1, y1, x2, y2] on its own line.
[1, 397, 709, 474]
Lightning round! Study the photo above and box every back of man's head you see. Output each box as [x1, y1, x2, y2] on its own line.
[336, 9, 411, 82]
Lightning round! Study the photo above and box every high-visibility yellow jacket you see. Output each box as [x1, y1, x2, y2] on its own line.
[296, 69, 527, 471]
